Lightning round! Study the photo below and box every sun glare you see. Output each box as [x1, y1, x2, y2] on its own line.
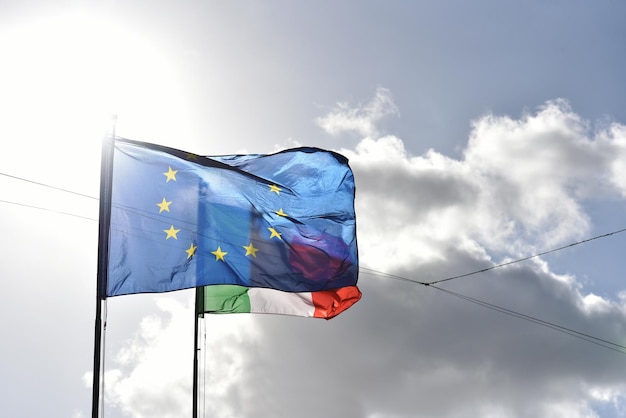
[0, 12, 189, 148]
[0, 12, 191, 204]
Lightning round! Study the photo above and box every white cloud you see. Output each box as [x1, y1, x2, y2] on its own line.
[101, 298, 194, 418]
[325, 97, 626, 274]
[100, 297, 260, 418]
[316, 87, 399, 138]
[316, 92, 626, 417]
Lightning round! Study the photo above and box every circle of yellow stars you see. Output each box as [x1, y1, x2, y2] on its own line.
[156, 163, 288, 263]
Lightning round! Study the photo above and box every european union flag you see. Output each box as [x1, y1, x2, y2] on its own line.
[106, 138, 358, 297]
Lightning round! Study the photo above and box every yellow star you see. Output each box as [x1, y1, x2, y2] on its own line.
[186, 153, 198, 160]
[211, 246, 228, 261]
[163, 225, 180, 240]
[243, 242, 259, 257]
[185, 243, 197, 259]
[275, 208, 288, 217]
[156, 197, 172, 213]
[268, 227, 282, 240]
[269, 184, 281, 194]
[163, 166, 178, 182]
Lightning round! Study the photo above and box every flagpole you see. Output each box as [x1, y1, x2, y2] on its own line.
[92, 116, 117, 418]
[193, 287, 202, 418]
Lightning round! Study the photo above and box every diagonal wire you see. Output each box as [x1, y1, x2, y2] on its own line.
[360, 267, 626, 355]
[429, 284, 626, 355]
[0, 172, 98, 200]
[427, 228, 626, 285]
[0, 199, 97, 222]
[2, 171, 626, 355]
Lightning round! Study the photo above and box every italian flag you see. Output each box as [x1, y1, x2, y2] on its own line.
[198, 285, 361, 319]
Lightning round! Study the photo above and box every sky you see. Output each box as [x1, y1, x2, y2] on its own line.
[1, 1, 626, 417]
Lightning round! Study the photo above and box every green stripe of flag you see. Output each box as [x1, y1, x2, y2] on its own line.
[200, 285, 251, 315]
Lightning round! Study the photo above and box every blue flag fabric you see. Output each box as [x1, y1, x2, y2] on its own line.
[107, 138, 358, 297]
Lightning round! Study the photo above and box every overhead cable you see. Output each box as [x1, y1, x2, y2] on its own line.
[2, 170, 626, 354]
[0, 172, 98, 200]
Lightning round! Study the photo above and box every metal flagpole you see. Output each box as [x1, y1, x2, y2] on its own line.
[92, 116, 117, 418]
[193, 287, 203, 418]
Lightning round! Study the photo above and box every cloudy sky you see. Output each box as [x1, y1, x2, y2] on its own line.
[2, 1, 626, 417]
